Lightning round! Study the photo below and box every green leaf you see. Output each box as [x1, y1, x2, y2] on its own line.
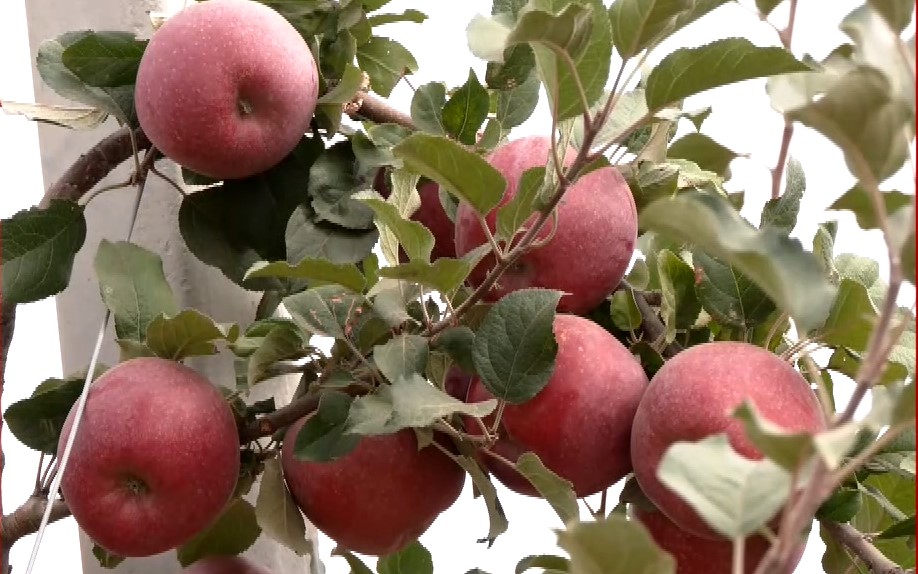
[472, 288, 561, 404]
[515, 452, 579, 524]
[658, 434, 793, 538]
[410, 82, 447, 134]
[308, 139, 378, 231]
[574, 89, 649, 151]
[4, 375, 87, 453]
[293, 391, 361, 462]
[246, 323, 309, 388]
[829, 188, 913, 231]
[285, 204, 379, 268]
[693, 250, 776, 329]
[1, 200, 86, 305]
[255, 457, 314, 556]
[393, 133, 506, 216]
[657, 249, 701, 341]
[516, 555, 571, 574]
[93, 240, 178, 342]
[453, 453, 509, 545]
[356, 36, 418, 97]
[60, 31, 146, 88]
[176, 498, 261, 566]
[496, 167, 545, 241]
[556, 514, 676, 574]
[467, 13, 515, 62]
[817, 487, 863, 523]
[374, 334, 429, 383]
[360, 197, 434, 262]
[283, 284, 369, 339]
[318, 63, 364, 105]
[760, 157, 804, 234]
[640, 191, 836, 333]
[431, 326, 478, 373]
[368, 279, 422, 328]
[609, 290, 642, 331]
[486, 43, 537, 91]
[608, 0, 730, 59]
[853, 473, 917, 569]
[366, 8, 428, 26]
[878, 515, 916, 540]
[867, 0, 915, 33]
[334, 550, 375, 574]
[645, 38, 810, 111]
[245, 259, 366, 293]
[0, 100, 108, 130]
[496, 72, 541, 128]
[755, 0, 783, 16]
[145, 309, 237, 360]
[91, 545, 124, 568]
[377, 540, 434, 574]
[442, 69, 490, 145]
[666, 132, 741, 179]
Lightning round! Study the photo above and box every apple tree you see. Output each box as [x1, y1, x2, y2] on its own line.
[1, 0, 915, 573]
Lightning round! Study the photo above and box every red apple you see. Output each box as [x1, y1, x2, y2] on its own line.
[465, 314, 648, 497]
[443, 364, 473, 401]
[135, 0, 319, 180]
[373, 168, 457, 261]
[630, 342, 827, 539]
[281, 423, 465, 556]
[59, 357, 240, 557]
[454, 136, 638, 315]
[183, 555, 270, 574]
[633, 505, 805, 574]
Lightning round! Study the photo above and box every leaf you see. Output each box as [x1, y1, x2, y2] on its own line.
[1, 200, 87, 305]
[368, 279, 422, 328]
[377, 540, 434, 574]
[373, 334, 429, 383]
[431, 326, 478, 373]
[307, 140, 377, 231]
[283, 284, 369, 339]
[516, 555, 571, 574]
[515, 452, 579, 524]
[656, 249, 701, 341]
[486, 42, 537, 91]
[442, 69, 490, 145]
[657, 434, 793, 538]
[245, 259, 366, 293]
[145, 309, 237, 360]
[93, 240, 179, 342]
[556, 514, 676, 574]
[334, 550, 375, 574]
[255, 457, 314, 556]
[91, 545, 124, 568]
[318, 64, 364, 105]
[246, 323, 309, 388]
[293, 391, 361, 462]
[285, 204, 380, 268]
[411, 82, 447, 134]
[496, 167, 545, 241]
[366, 8, 428, 26]
[356, 36, 418, 97]
[829, 188, 913, 231]
[878, 515, 916, 540]
[0, 100, 108, 130]
[867, 0, 914, 33]
[816, 487, 863, 523]
[608, 0, 730, 59]
[693, 250, 776, 329]
[640, 191, 836, 332]
[176, 498, 261, 566]
[760, 157, 804, 234]
[645, 38, 810, 112]
[360, 197, 434, 262]
[453, 453, 509, 545]
[472, 288, 561, 404]
[393, 133, 506, 216]
[853, 473, 917, 568]
[496, 71, 541, 128]
[5, 376, 85, 453]
[755, 0, 783, 16]
[666, 132, 741, 178]
[574, 89, 649, 151]
[60, 31, 146, 88]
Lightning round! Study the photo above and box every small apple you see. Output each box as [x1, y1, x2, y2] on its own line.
[281, 423, 465, 556]
[182, 555, 270, 574]
[454, 136, 638, 315]
[465, 313, 648, 497]
[135, 0, 319, 180]
[59, 357, 240, 557]
[630, 342, 827, 539]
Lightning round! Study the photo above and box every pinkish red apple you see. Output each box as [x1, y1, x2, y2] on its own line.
[374, 168, 457, 261]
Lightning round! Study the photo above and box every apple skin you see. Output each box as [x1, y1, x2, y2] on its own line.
[453, 136, 638, 315]
[443, 364, 473, 402]
[135, 0, 319, 180]
[633, 505, 805, 574]
[465, 314, 649, 497]
[182, 555, 270, 574]
[281, 423, 465, 556]
[630, 342, 827, 540]
[58, 357, 240, 557]
[373, 168, 457, 261]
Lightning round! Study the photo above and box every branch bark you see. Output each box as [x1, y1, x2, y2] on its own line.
[1, 497, 71, 550]
[822, 521, 910, 574]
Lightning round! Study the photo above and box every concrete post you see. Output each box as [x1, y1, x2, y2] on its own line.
[22, 0, 317, 572]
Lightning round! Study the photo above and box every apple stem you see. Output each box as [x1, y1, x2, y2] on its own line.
[731, 537, 745, 574]
[489, 400, 507, 435]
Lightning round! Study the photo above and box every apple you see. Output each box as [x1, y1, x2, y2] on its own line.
[630, 341, 827, 539]
[633, 505, 805, 574]
[373, 168, 458, 261]
[135, 0, 319, 180]
[454, 136, 638, 315]
[465, 313, 649, 497]
[443, 364, 473, 401]
[183, 556, 270, 574]
[281, 423, 465, 556]
[58, 357, 241, 557]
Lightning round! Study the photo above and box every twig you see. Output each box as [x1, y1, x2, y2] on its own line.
[621, 281, 683, 358]
[822, 521, 910, 574]
[1, 498, 71, 550]
[770, 121, 794, 199]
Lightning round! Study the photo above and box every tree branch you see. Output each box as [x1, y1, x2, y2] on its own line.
[822, 521, 910, 574]
[623, 281, 683, 358]
[1, 497, 71, 550]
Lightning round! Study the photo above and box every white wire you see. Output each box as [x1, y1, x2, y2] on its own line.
[24, 165, 148, 574]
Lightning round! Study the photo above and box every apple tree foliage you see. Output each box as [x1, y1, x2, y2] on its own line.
[1, 0, 916, 573]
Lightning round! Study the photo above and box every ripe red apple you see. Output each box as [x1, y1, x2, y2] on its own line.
[633, 505, 805, 574]
[281, 423, 465, 556]
[443, 364, 473, 401]
[183, 555, 270, 574]
[373, 168, 457, 261]
[135, 0, 319, 180]
[465, 314, 648, 497]
[630, 342, 827, 539]
[454, 136, 638, 315]
[59, 357, 241, 557]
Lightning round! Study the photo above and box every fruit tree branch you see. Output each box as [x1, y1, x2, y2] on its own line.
[822, 521, 910, 574]
[770, 0, 798, 200]
[1, 497, 71, 551]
